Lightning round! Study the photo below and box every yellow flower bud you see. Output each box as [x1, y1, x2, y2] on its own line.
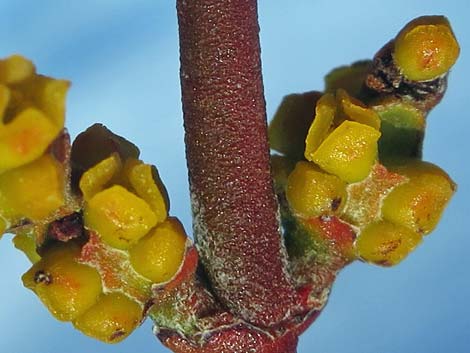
[382, 160, 455, 234]
[0, 108, 60, 173]
[355, 220, 422, 266]
[286, 161, 347, 218]
[130, 217, 187, 284]
[0, 154, 64, 221]
[84, 185, 157, 250]
[22, 244, 102, 321]
[73, 292, 141, 343]
[311, 121, 381, 183]
[394, 16, 459, 81]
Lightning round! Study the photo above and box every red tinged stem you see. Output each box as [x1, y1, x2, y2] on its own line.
[177, 0, 299, 326]
[160, 325, 300, 353]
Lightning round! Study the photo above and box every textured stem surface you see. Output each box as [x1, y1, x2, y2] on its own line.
[177, 0, 298, 326]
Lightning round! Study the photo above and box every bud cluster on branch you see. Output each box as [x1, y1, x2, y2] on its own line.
[0, 2, 460, 352]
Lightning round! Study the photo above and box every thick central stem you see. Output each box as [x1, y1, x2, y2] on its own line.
[177, 0, 298, 326]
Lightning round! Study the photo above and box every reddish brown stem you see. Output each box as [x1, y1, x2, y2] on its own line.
[177, 0, 298, 327]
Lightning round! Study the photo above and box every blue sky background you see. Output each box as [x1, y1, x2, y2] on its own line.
[0, 1, 468, 352]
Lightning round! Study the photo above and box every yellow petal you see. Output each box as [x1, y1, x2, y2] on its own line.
[336, 89, 381, 130]
[79, 154, 122, 201]
[73, 292, 141, 343]
[268, 91, 321, 159]
[129, 217, 187, 283]
[304, 93, 336, 160]
[84, 185, 157, 250]
[0, 154, 64, 221]
[312, 121, 381, 183]
[126, 162, 169, 224]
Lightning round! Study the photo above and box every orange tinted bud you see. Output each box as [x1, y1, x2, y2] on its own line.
[84, 185, 157, 250]
[394, 16, 459, 81]
[0, 154, 64, 221]
[382, 160, 455, 234]
[355, 220, 422, 266]
[286, 161, 347, 218]
[22, 244, 102, 321]
[0, 55, 35, 84]
[129, 217, 187, 283]
[0, 108, 60, 172]
[311, 121, 381, 183]
[73, 292, 141, 343]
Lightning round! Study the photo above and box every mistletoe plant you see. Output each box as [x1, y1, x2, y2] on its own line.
[0, 1, 459, 352]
